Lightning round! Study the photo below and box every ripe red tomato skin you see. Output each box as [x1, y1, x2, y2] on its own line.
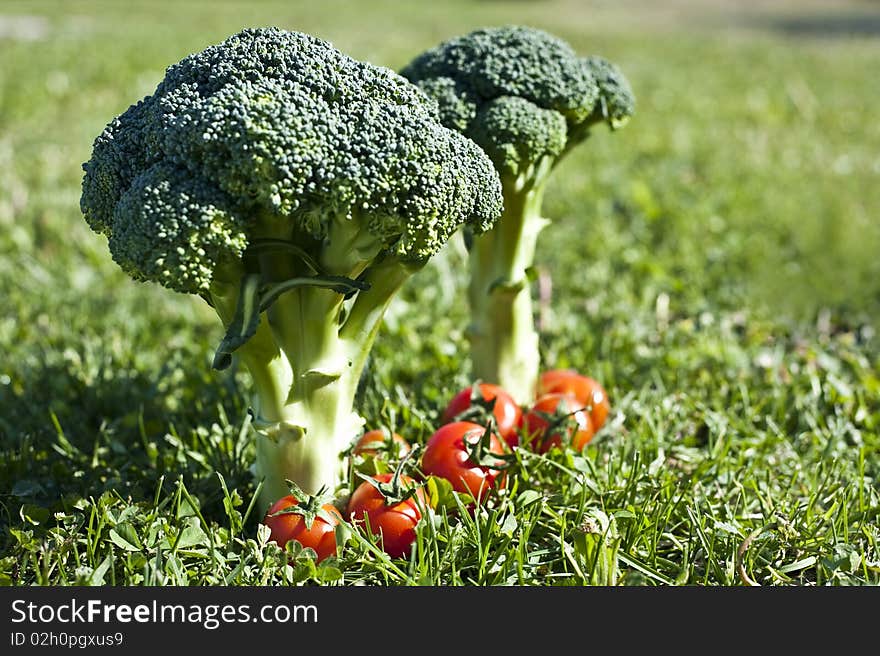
[346, 473, 425, 558]
[263, 495, 341, 563]
[421, 421, 507, 502]
[537, 370, 610, 431]
[441, 384, 523, 447]
[352, 429, 411, 458]
[521, 393, 595, 454]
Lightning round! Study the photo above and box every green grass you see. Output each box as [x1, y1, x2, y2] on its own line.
[1, 0, 878, 586]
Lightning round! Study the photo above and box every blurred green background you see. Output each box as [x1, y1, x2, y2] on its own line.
[2, 0, 878, 330]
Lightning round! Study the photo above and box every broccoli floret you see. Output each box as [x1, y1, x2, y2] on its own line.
[469, 96, 568, 179]
[81, 27, 502, 505]
[402, 25, 634, 402]
[583, 55, 636, 130]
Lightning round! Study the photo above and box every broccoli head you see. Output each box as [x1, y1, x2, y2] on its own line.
[81, 27, 502, 504]
[402, 25, 634, 402]
[402, 26, 634, 186]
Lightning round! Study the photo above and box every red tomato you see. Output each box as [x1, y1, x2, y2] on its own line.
[537, 369, 610, 431]
[352, 429, 411, 458]
[441, 383, 523, 447]
[421, 421, 507, 502]
[521, 393, 595, 453]
[263, 494, 341, 563]
[346, 473, 426, 558]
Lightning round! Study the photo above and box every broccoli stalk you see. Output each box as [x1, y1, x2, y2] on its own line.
[403, 26, 634, 403]
[222, 255, 414, 505]
[466, 166, 550, 404]
[80, 28, 502, 506]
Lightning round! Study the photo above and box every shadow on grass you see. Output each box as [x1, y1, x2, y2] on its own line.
[0, 357, 255, 515]
[761, 11, 880, 38]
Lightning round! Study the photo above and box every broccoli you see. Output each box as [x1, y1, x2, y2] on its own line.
[402, 25, 634, 402]
[80, 27, 502, 506]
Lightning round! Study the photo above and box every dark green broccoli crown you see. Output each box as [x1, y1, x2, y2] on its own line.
[401, 25, 599, 123]
[109, 162, 249, 292]
[401, 25, 634, 177]
[583, 56, 636, 129]
[469, 97, 567, 175]
[81, 27, 502, 293]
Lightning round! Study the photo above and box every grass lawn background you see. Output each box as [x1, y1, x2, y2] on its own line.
[1, 0, 878, 585]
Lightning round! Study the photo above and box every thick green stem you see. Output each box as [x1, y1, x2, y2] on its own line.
[209, 216, 413, 508]
[339, 256, 415, 373]
[209, 264, 292, 424]
[253, 250, 411, 509]
[252, 239, 361, 504]
[254, 259, 411, 505]
[253, 354, 365, 506]
[467, 168, 551, 403]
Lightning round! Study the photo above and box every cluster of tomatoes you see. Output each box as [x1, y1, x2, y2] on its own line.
[262, 368, 611, 562]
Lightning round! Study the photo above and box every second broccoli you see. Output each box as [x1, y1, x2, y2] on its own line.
[402, 26, 635, 403]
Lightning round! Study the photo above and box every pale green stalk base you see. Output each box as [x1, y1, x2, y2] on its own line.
[210, 256, 412, 509]
[467, 182, 550, 404]
[252, 385, 365, 504]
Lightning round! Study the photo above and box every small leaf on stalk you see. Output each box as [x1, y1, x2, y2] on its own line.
[334, 521, 352, 550]
[487, 276, 526, 296]
[259, 275, 369, 311]
[212, 273, 263, 370]
[175, 517, 209, 549]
